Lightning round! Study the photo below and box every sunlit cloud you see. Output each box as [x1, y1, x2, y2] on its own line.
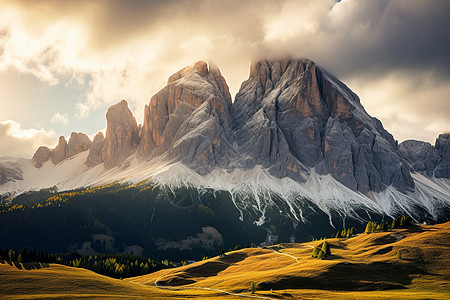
[0, 120, 56, 158]
[51, 112, 69, 125]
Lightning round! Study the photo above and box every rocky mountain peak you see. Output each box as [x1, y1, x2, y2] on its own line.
[103, 99, 140, 169]
[32, 146, 52, 168]
[67, 132, 92, 158]
[139, 61, 233, 173]
[399, 133, 450, 179]
[51, 136, 67, 165]
[434, 133, 450, 178]
[233, 58, 413, 193]
[86, 132, 105, 168]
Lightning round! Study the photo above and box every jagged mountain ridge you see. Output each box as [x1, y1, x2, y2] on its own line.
[0, 58, 449, 223]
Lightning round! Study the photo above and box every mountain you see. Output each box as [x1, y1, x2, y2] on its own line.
[0, 58, 449, 257]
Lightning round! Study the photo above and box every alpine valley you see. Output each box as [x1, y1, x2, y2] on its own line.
[1, 59, 449, 260]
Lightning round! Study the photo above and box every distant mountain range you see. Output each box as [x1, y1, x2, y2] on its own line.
[1, 58, 449, 236]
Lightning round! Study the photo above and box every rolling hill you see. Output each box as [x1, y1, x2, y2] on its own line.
[1, 221, 449, 299]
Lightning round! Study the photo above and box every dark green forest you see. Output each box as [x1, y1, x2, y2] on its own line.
[0, 247, 169, 279]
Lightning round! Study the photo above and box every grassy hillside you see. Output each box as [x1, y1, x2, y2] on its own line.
[1, 222, 449, 299]
[128, 221, 450, 299]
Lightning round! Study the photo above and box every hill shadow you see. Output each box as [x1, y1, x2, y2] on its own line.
[158, 252, 247, 286]
[258, 261, 428, 291]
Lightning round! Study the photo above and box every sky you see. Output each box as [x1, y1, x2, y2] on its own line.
[0, 0, 449, 158]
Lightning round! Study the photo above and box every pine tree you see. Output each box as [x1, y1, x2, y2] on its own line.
[312, 247, 321, 258]
[17, 253, 22, 263]
[250, 281, 256, 294]
[318, 250, 326, 259]
[8, 249, 15, 262]
[391, 218, 396, 229]
[365, 221, 373, 233]
[321, 241, 331, 256]
[346, 229, 351, 238]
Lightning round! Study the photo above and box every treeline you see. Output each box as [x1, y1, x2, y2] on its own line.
[331, 227, 357, 238]
[0, 248, 171, 279]
[365, 215, 413, 234]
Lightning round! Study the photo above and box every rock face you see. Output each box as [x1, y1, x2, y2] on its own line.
[86, 132, 105, 167]
[139, 61, 233, 174]
[399, 140, 439, 177]
[51, 136, 68, 165]
[32, 133, 93, 168]
[400, 133, 450, 178]
[233, 59, 413, 193]
[434, 133, 450, 178]
[102, 100, 140, 169]
[0, 162, 23, 184]
[67, 132, 92, 158]
[32, 146, 52, 168]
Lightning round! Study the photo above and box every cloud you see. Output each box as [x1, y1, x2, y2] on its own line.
[0, 120, 56, 158]
[51, 112, 69, 125]
[0, 0, 448, 143]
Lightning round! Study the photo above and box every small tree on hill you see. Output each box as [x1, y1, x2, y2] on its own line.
[391, 218, 397, 229]
[380, 221, 388, 231]
[250, 281, 256, 294]
[318, 250, 326, 259]
[321, 241, 331, 256]
[345, 229, 352, 238]
[365, 221, 373, 233]
[8, 249, 15, 262]
[312, 246, 321, 258]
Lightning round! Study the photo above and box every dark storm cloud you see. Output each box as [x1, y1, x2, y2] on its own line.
[322, 0, 450, 78]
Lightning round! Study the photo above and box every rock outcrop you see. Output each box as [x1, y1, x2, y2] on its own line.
[67, 132, 92, 158]
[233, 59, 414, 193]
[434, 133, 450, 178]
[86, 132, 105, 167]
[400, 133, 450, 178]
[102, 100, 140, 168]
[139, 61, 234, 174]
[32, 133, 93, 168]
[32, 146, 52, 168]
[51, 136, 68, 165]
[399, 140, 439, 177]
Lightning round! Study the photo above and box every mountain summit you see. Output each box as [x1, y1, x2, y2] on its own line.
[1, 58, 449, 224]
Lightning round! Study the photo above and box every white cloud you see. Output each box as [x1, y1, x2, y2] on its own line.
[347, 70, 450, 143]
[51, 112, 69, 125]
[0, 120, 56, 158]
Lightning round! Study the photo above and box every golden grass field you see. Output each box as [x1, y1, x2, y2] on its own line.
[1, 222, 449, 299]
